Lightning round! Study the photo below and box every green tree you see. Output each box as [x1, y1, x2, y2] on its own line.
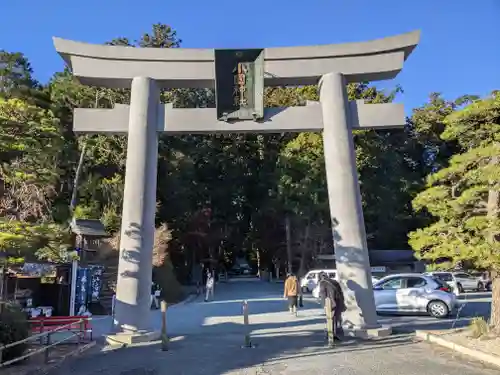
[409, 92, 500, 328]
[0, 97, 70, 262]
[0, 98, 64, 221]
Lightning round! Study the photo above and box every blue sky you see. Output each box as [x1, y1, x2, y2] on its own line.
[1, 0, 499, 112]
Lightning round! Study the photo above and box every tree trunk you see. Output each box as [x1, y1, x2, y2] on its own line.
[491, 276, 500, 329]
[69, 142, 87, 215]
[285, 215, 292, 274]
[0, 265, 4, 312]
[487, 155, 500, 327]
[256, 249, 261, 278]
[298, 222, 311, 278]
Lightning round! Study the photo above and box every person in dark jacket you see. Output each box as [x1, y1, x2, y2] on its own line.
[318, 272, 345, 340]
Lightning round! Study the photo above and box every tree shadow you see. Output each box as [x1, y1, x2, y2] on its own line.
[57, 282, 492, 374]
[117, 222, 152, 280]
[330, 216, 379, 328]
[380, 295, 491, 334]
[54, 321, 415, 375]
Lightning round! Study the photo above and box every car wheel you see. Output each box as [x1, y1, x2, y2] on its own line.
[457, 283, 464, 294]
[427, 300, 449, 318]
[477, 282, 485, 292]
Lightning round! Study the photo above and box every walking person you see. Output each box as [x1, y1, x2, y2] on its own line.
[205, 270, 215, 302]
[283, 273, 300, 316]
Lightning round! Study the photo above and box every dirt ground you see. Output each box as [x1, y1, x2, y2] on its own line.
[0, 343, 92, 375]
[433, 328, 500, 358]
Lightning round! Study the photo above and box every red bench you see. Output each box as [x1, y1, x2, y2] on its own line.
[30, 316, 93, 341]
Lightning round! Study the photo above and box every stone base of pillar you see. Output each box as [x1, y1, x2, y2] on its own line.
[105, 330, 161, 346]
[343, 325, 392, 339]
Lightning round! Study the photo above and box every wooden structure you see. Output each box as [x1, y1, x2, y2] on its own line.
[70, 218, 109, 262]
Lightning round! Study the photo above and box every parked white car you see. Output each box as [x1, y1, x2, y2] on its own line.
[300, 269, 337, 293]
[425, 271, 484, 294]
[373, 274, 457, 318]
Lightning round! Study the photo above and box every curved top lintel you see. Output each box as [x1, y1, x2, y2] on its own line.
[53, 30, 420, 88]
[54, 30, 420, 63]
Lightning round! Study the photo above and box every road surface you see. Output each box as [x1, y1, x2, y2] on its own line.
[53, 281, 496, 375]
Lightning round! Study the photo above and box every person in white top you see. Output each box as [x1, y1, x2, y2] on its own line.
[205, 271, 215, 302]
[151, 282, 161, 309]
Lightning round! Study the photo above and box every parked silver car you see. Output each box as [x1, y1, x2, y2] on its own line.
[425, 271, 484, 294]
[373, 274, 457, 318]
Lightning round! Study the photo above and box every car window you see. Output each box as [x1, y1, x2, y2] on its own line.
[406, 277, 427, 288]
[434, 273, 452, 282]
[432, 277, 448, 288]
[380, 278, 404, 290]
[455, 273, 470, 278]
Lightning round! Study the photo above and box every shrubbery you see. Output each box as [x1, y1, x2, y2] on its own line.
[0, 303, 29, 363]
[153, 257, 184, 304]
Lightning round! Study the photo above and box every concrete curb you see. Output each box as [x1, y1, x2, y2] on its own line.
[28, 341, 97, 375]
[416, 330, 500, 369]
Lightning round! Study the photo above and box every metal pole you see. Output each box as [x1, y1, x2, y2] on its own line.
[111, 294, 116, 331]
[160, 301, 168, 351]
[69, 259, 78, 316]
[285, 215, 292, 274]
[44, 333, 51, 363]
[242, 300, 251, 348]
[325, 297, 334, 348]
[79, 319, 84, 345]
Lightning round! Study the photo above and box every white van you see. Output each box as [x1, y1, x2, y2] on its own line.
[305, 272, 380, 299]
[300, 269, 337, 292]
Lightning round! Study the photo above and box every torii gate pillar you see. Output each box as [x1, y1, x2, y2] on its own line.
[112, 77, 159, 338]
[320, 72, 379, 329]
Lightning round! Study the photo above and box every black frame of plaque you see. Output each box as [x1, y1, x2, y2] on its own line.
[214, 48, 264, 121]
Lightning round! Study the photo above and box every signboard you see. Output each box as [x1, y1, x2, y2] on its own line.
[214, 48, 264, 121]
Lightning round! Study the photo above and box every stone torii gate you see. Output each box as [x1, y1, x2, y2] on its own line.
[53, 30, 420, 343]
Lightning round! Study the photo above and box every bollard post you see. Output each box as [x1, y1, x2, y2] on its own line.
[242, 300, 252, 348]
[44, 332, 51, 363]
[160, 301, 169, 351]
[111, 294, 116, 331]
[325, 297, 334, 348]
[39, 318, 45, 345]
[79, 319, 85, 345]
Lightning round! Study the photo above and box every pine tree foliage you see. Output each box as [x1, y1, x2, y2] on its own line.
[409, 93, 500, 269]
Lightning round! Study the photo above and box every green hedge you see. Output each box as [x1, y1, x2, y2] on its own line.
[0, 303, 29, 363]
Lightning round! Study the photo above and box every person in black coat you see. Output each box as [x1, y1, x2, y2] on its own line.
[318, 272, 346, 340]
